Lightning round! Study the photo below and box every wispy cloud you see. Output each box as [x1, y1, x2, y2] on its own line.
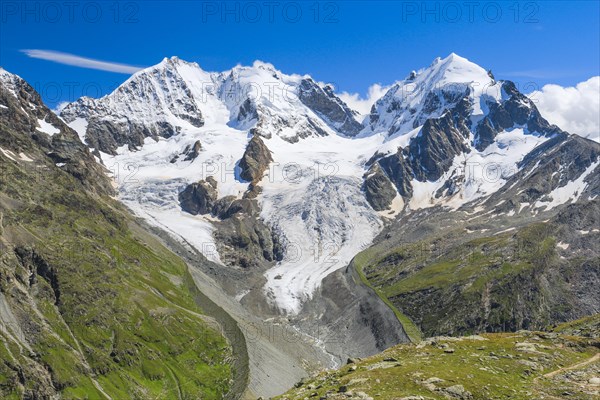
[21, 49, 144, 74]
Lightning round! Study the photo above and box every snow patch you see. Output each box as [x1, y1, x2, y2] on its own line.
[408, 128, 550, 211]
[534, 161, 600, 210]
[36, 118, 60, 136]
[18, 153, 33, 162]
[67, 118, 88, 142]
[0, 147, 16, 161]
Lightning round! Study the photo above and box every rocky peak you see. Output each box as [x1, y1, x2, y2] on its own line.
[0, 68, 113, 195]
[60, 58, 206, 154]
[361, 55, 583, 213]
[297, 78, 363, 136]
[368, 53, 497, 138]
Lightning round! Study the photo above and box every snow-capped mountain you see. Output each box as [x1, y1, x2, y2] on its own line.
[366, 53, 500, 137]
[61, 57, 363, 155]
[59, 54, 600, 316]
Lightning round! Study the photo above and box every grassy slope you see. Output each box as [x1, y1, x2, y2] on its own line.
[352, 219, 592, 337]
[553, 314, 600, 338]
[0, 143, 232, 398]
[278, 326, 600, 399]
[352, 248, 422, 343]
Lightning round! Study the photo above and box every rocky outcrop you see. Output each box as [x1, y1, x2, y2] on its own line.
[183, 140, 202, 161]
[211, 195, 283, 269]
[377, 150, 414, 199]
[178, 176, 282, 269]
[170, 140, 203, 163]
[178, 176, 218, 215]
[239, 135, 273, 183]
[15, 247, 61, 306]
[484, 133, 600, 207]
[237, 98, 259, 122]
[213, 209, 283, 269]
[0, 68, 113, 195]
[298, 78, 363, 137]
[363, 164, 397, 211]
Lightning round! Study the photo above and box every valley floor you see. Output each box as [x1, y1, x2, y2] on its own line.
[146, 222, 335, 398]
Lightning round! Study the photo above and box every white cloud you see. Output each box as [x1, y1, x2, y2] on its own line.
[21, 49, 143, 74]
[53, 101, 70, 115]
[337, 83, 391, 116]
[529, 76, 600, 142]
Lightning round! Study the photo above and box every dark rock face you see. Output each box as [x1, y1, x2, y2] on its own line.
[171, 140, 202, 163]
[15, 247, 61, 305]
[415, 86, 470, 128]
[237, 98, 259, 122]
[178, 177, 218, 215]
[407, 111, 471, 182]
[484, 134, 600, 207]
[239, 135, 273, 183]
[183, 140, 202, 161]
[474, 81, 564, 151]
[211, 195, 238, 219]
[434, 173, 464, 199]
[211, 194, 283, 269]
[363, 164, 397, 211]
[363, 105, 471, 210]
[85, 117, 182, 155]
[377, 150, 414, 199]
[474, 116, 497, 151]
[298, 78, 363, 137]
[213, 210, 283, 268]
[0, 69, 113, 195]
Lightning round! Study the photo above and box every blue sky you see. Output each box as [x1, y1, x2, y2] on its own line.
[1, 1, 599, 107]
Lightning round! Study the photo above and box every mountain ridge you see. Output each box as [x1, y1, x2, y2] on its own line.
[52, 54, 600, 317]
